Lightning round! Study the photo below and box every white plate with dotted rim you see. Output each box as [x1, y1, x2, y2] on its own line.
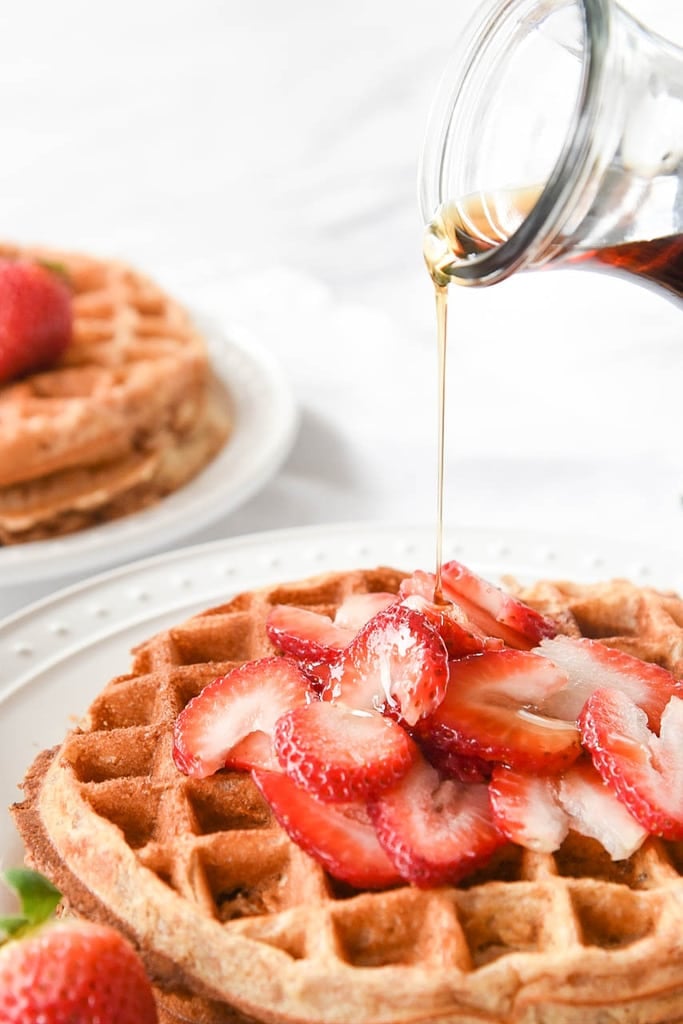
[0, 319, 298, 586]
[2, 519, 683, 907]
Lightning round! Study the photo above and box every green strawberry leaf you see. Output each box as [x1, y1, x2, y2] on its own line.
[0, 915, 29, 938]
[1, 868, 61, 928]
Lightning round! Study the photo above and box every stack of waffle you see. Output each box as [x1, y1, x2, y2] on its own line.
[12, 567, 683, 1023]
[0, 244, 230, 544]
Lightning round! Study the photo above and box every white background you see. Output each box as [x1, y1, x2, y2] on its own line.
[0, 0, 682, 612]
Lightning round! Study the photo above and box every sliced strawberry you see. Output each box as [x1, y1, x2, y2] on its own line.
[489, 760, 648, 859]
[489, 766, 568, 853]
[419, 740, 493, 783]
[333, 592, 398, 630]
[325, 604, 449, 727]
[536, 634, 683, 727]
[224, 730, 280, 772]
[368, 757, 505, 887]
[440, 560, 558, 649]
[417, 648, 580, 771]
[400, 569, 505, 657]
[252, 769, 401, 889]
[274, 701, 418, 802]
[579, 688, 683, 840]
[266, 605, 353, 663]
[557, 759, 648, 860]
[173, 657, 308, 778]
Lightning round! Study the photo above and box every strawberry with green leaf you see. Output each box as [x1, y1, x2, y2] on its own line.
[0, 259, 72, 384]
[0, 867, 158, 1023]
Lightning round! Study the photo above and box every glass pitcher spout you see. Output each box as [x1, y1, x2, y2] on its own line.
[420, 0, 683, 303]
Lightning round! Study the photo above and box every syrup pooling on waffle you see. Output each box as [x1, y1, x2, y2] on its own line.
[0, 243, 230, 542]
[13, 568, 683, 1023]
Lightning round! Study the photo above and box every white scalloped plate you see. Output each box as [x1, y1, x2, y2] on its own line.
[2, 521, 683, 908]
[0, 319, 298, 586]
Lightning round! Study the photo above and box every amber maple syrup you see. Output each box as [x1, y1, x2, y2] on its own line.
[424, 187, 683, 598]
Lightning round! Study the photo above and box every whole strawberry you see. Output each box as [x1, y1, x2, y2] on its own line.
[0, 258, 72, 384]
[0, 868, 158, 1024]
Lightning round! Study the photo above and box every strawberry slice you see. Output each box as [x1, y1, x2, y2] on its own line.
[489, 766, 568, 853]
[579, 688, 683, 840]
[399, 570, 505, 658]
[333, 592, 398, 630]
[173, 657, 308, 778]
[224, 730, 280, 772]
[536, 634, 683, 727]
[489, 760, 647, 859]
[417, 648, 581, 771]
[440, 560, 558, 649]
[266, 605, 354, 663]
[368, 757, 505, 887]
[326, 604, 449, 726]
[252, 769, 401, 889]
[557, 759, 648, 859]
[273, 701, 418, 802]
[419, 740, 493, 783]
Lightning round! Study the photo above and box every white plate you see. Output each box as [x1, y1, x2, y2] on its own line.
[0, 319, 298, 586]
[2, 520, 683, 909]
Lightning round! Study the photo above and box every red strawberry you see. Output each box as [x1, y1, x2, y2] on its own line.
[400, 569, 505, 657]
[579, 688, 683, 840]
[333, 591, 398, 630]
[0, 868, 157, 1024]
[489, 760, 647, 859]
[440, 560, 558, 649]
[251, 769, 401, 889]
[368, 756, 505, 887]
[536, 634, 683, 727]
[420, 741, 493, 783]
[417, 648, 581, 771]
[173, 657, 309, 778]
[0, 260, 72, 384]
[266, 605, 354, 663]
[556, 759, 648, 859]
[489, 766, 568, 853]
[273, 700, 418, 802]
[325, 603, 449, 727]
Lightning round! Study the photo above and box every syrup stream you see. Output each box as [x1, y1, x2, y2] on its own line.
[434, 283, 448, 605]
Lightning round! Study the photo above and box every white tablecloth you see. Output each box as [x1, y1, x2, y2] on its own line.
[0, 0, 682, 617]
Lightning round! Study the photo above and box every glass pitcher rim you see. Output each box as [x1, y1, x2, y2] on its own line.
[418, 0, 612, 284]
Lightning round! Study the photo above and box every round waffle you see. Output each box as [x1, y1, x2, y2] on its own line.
[12, 568, 683, 1024]
[0, 243, 230, 541]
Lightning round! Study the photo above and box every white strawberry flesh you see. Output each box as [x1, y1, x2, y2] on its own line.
[417, 648, 581, 771]
[369, 756, 505, 887]
[536, 634, 683, 727]
[399, 570, 505, 657]
[489, 760, 648, 860]
[266, 605, 354, 663]
[489, 766, 568, 853]
[173, 657, 309, 778]
[580, 688, 683, 840]
[333, 591, 398, 630]
[273, 700, 418, 802]
[440, 560, 558, 649]
[326, 604, 449, 727]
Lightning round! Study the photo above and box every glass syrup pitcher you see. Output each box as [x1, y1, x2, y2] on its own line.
[420, 0, 683, 303]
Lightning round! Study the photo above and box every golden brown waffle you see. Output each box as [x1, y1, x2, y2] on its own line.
[0, 243, 230, 541]
[12, 568, 683, 1024]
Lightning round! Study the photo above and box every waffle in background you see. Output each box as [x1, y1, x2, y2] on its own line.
[0, 243, 231, 544]
[12, 567, 683, 1023]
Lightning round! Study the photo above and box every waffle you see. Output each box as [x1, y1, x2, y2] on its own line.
[12, 567, 683, 1024]
[0, 243, 230, 541]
